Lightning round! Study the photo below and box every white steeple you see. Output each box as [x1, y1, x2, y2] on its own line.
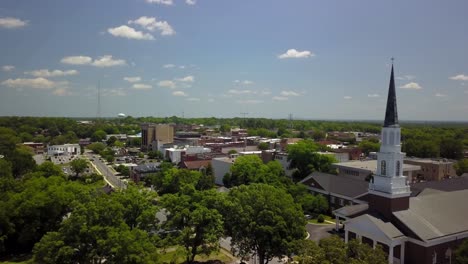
[369, 64, 411, 198]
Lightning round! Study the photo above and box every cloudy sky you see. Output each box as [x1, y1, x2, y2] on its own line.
[1, 0, 467, 121]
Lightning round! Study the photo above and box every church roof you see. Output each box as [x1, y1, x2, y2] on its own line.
[345, 213, 405, 243]
[383, 64, 399, 127]
[301, 171, 369, 199]
[393, 189, 468, 241]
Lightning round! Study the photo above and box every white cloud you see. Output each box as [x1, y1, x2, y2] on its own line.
[173, 91, 187, 96]
[61, 56, 93, 65]
[228, 89, 253, 95]
[128, 16, 175, 36]
[237, 99, 263, 104]
[243, 80, 253, 85]
[280, 90, 300, 97]
[124, 76, 141, 83]
[132, 83, 152, 90]
[278, 49, 314, 59]
[176, 75, 194, 82]
[399, 82, 422, 90]
[52, 88, 72, 96]
[186, 97, 200, 101]
[179, 65, 185, 69]
[2, 65, 15, 72]
[1, 77, 57, 89]
[146, 0, 173, 5]
[163, 64, 175, 68]
[344, 96, 352, 100]
[396, 75, 415, 80]
[367, 94, 380, 98]
[158, 80, 176, 88]
[91, 55, 126, 67]
[186, 0, 196, 5]
[207, 98, 215, 102]
[0, 17, 28, 29]
[25, 69, 78, 78]
[61, 55, 125, 67]
[449, 74, 468, 81]
[435, 93, 447, 97]
[272, 96, 288, 101]
[108, 25, 154, 40]
[102, 88, 127, 96]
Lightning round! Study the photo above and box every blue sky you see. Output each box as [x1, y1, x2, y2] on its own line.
[1, 0, 467, 121]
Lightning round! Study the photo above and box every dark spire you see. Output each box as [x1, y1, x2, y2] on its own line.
[383, 63, 399, 127]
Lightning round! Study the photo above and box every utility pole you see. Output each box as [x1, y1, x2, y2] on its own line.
[240, 112, 248, 128]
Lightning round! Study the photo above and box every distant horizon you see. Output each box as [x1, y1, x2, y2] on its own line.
[2, 115, 467, 124]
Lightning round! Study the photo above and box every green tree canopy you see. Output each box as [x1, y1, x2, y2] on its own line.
[455, 159, 468, 176]
[161, 189, 224, 263]
[70, 158, 88, 178]
[224, 184, 306, 264]
[33, 190, 159, 264]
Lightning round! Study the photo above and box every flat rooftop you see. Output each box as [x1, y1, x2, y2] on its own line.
[333, 160, 420, 173]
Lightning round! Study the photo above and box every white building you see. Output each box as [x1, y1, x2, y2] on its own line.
[211, 156, 236, 185]
[164, 145, 211, 164]
[47, 144, 80, 156]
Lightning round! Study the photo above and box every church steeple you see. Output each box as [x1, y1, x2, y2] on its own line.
[368, 61, 410, 217]
[383, 64, 399, 127]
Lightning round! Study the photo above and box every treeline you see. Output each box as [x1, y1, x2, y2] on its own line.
[1, 116, 467, 162]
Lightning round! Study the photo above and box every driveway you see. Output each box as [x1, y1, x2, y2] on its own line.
[306, 223, 335, 242]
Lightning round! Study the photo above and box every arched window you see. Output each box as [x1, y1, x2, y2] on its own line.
[381, 160, 386, 176]
[389, 131, 395, 145]
[396, 161, 401, 176]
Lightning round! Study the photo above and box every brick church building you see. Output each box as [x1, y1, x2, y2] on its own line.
[334, 64, 468, 264]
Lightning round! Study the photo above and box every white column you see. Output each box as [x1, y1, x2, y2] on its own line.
[345, 230, 349, 243]
[388, 245, 394, 264]
[335, 215, 339, 231]
[373, 240, 377, 249]
[357, 234, 362, 243]
[400, 242, 405, 264]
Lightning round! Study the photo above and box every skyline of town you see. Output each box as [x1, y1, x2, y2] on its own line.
[1, 0, 468, 121]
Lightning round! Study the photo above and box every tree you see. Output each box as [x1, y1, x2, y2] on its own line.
[455, 159, 468, 176]
[225, 184, 306, 264]
[86, 142, 105, 154]
[90, 129, 107, 142]
[1, 176, 91, 255]
[70, 158, 88, 178]
[358, 140, 380, 156]
[293, 240, 326, 264]
[36, 161, 64, 178]
[455, 239, 468, 264]
[9, 146, 36, 177]
[148, 150, 163, 160]
[223, 155, 285, 187]
[294, 237, 387, 264]
[319, 236, 347, 264]
[257, 142, 270, 151]
[161, 189, 224, 263]
[287, 140, 319, 179]
[106, 135, 117, 146]
[346, 239, 387, 264]
[440, 138, 464, 159]
[33, 192, 159, 264]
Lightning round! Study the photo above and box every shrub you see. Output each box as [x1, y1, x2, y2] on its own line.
[317, 214, 325, 223]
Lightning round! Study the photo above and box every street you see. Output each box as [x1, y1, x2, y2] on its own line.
[84, 152, 127, 189]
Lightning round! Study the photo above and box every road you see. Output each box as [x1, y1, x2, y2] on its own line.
[306, 223, 335, 242]
[84, 153, 127, 189]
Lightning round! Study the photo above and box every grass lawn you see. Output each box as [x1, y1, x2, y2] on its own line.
[159, 247, 235, 263]
[0, 255, 32, 264]
[308, 214, 335, 224]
